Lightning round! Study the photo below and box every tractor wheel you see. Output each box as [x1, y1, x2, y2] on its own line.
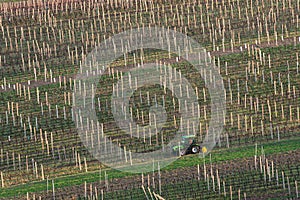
[191, 145, 200, 154]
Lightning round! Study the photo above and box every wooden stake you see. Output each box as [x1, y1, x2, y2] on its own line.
[296, 180, 299, 198]
[1, 172, 3, 188]
[41, 164, 44, 180]
[84, 157, 87, 172]
[52, 180, 55, 200]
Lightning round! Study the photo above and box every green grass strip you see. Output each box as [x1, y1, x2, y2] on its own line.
[0, 137, 299, 198]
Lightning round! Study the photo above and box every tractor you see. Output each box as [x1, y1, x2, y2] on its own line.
[172, 135, 207, 156]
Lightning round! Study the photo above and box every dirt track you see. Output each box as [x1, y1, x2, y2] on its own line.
[19, 149, 299, 200]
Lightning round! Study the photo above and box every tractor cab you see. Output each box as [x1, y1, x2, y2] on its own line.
[172, 135, 205, 156]
[180, 135, 196, 146]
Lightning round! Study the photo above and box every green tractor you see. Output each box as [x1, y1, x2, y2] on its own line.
[172, 135, 207, 156]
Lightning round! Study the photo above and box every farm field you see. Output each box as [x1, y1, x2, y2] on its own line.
[0, 0, 299, 199]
